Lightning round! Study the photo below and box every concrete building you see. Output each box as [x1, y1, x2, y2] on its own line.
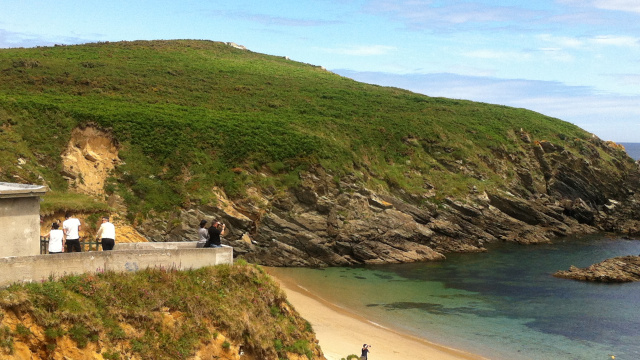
[0, 182, 47, 258]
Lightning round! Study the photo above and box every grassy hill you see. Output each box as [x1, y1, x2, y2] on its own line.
[0, 40, 626, 218]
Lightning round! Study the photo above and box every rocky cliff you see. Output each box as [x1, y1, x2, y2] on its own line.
[137, 134, 640, 267]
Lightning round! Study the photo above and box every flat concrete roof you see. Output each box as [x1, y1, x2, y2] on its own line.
[0, 182, 47, 198]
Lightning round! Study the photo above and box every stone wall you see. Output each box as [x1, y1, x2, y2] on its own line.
[0, 196, 41, 258]
[0, 247, 233, 288]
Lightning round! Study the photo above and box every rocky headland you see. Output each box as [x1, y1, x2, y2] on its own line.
[138, 136, 640, 267]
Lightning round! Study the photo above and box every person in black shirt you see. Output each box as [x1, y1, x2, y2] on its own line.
[360, 344, 371, 360]
[205, 221, 226, 248]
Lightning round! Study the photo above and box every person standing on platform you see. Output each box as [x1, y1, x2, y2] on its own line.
[95, 216, 116, 251]
[63, 212, 82, 252]
[47, 222, 65, 254]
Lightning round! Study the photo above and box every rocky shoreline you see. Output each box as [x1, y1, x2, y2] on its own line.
[134, 136, 640, 267]
[554, 255, 640, 282]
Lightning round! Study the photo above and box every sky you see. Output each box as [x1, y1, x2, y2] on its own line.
[1, 0, 639, 141]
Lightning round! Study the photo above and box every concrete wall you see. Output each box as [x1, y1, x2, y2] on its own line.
[116, 241, 204, 250]
[0, 197, 41, 258]
[0, 247, 233, 288]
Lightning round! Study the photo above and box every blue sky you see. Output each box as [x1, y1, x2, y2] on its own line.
[1, 0, 639, 141]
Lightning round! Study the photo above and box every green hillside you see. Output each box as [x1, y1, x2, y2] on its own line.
[0, 40, 619, 218]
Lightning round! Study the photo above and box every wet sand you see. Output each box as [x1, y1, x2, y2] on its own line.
[267, 269, 490, 360]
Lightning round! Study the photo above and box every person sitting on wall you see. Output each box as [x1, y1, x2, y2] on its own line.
[198, 219, 209, 248]
[63, 212, 82, 252]
[95, 216, 116, 251]
[47, 222, 65, 254]
[205, 221, 226, 248]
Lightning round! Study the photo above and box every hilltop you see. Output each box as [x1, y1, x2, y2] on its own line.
[1, 39, 639, 265]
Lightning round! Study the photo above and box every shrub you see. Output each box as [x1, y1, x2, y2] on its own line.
[0, 325, 14, 354]
[102, 349, 121, 360]
[69, 323, 91, 348]
[15, 324, 31, 337]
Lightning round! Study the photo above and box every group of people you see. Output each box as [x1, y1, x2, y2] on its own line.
[198, 219, 227, 248]
[47, 213, 227, 253]
[46, 212, 116, 253]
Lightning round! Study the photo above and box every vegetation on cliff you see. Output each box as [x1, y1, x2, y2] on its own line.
[0, 40, 630, 220]
[0, 262, 323, 360]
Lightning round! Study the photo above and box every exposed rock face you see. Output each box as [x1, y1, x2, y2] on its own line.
[61, 126, 120, 196]
[554, 256, 640, 282]
[134, 135, 640, 267]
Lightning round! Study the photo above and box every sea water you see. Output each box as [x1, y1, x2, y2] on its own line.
[620, 142, 640, 160]
[271, 235, 640, 360]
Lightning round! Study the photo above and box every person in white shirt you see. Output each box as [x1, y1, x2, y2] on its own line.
[63, 212, 82, 252]
[47, 222, 65, 254]
[95, 216, 116, 251]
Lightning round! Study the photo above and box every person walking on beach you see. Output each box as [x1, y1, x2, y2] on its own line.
[198, 220, 209, 247]
[205, 221, 226, 248]
[47, 222, 65, 254]
[63, 212, 82, 252]
[360, 344, 371, 360]
[95, 216, 116, 251]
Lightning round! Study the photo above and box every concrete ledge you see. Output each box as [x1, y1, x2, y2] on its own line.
[115, 241, 201, 250]
[0, 247, 233, 288]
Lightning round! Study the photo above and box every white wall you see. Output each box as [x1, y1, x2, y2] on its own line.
[0, 197, 41, 258]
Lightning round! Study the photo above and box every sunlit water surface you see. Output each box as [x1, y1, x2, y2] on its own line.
[271, 236, 640, 360]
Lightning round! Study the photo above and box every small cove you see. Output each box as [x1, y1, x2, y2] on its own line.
[271, 235, 640, 360]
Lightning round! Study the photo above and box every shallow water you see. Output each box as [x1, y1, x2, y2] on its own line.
[272, 235, 640, 360]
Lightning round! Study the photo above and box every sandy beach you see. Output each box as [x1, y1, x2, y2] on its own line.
[267, 269, 490, 360]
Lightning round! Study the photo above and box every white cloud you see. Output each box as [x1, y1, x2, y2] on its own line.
[559, 0, 640, 15]
[0, 28, 93, 48]
[590, 35, 640, 47]
[318, 45, 397, 56]
[363, 0, 542, 29]
[537, 34, 584, 48]
[592, 0, 640, 14]
[206, 10, 340, 27]
[463, 49, 532, 61]
[605, 73, 640, 86]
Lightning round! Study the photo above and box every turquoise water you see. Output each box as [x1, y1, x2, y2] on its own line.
[272, 235, 640, 360]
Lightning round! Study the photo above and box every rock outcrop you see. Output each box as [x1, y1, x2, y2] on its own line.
[554, 256, 640, 282]
[61, 126, 120, 196]
[134, 135, 640, 267]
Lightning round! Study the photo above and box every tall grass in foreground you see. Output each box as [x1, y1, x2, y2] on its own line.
[0, 262, 320, 360]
